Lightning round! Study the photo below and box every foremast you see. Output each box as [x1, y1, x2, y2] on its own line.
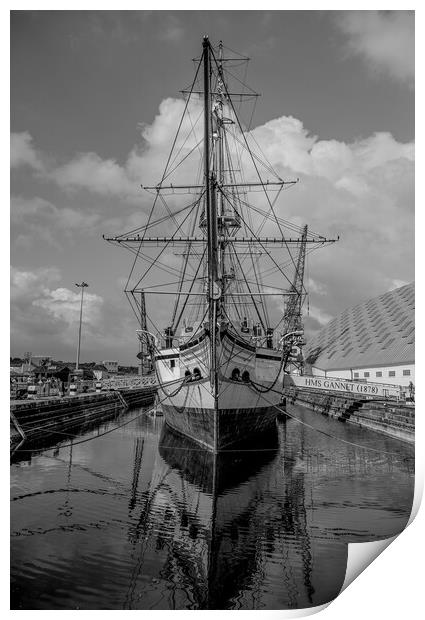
[203, 35, 220, 400]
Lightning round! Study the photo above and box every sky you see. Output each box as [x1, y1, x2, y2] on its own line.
[10, 10, 415, 365]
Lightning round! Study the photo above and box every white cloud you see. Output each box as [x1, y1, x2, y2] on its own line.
[11, 96, 414, 345]
[10, 266, 138, 361]
[160, 24, 184, 43]
[387, 278, 409, 291]
[310, 139, 353, 181]
[11, 196, 101, 247]
[250, 120, 413, 186]
[243, 107, 413, 338]
[306, 278, 327, 296]
[11, 266, 61, 301]
[46, 152, 138, 198]
[10, 134, 140, 202]
[335, 11, 414, 86]
[307, 304, 334, 327]
[352, 131, 414, 169]
[11, 98, 205, 204]
[11, 266, 103, 339]
[251, 115, 315, 175]
[33, 287, 103, 328]
[10, 266, 107, 358]
[158, 14, 185, 42]
[10, 132, 44, 171]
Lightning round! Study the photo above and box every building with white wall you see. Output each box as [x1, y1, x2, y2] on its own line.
[304, 283, 414, 388]
[102, 360, 119, 374]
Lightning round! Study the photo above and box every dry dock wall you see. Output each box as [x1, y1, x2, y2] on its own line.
[283, 386, 414, 444]
[10, 387, 157, 442]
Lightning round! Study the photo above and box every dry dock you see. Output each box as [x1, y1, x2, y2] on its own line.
[283, 385, 414, 444]
[10, 386, 157, 443]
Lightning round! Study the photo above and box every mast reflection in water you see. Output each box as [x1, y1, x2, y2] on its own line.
[11, 404, 414, 610]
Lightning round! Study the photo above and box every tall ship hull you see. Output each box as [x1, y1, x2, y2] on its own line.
[156, 328, 284, 450]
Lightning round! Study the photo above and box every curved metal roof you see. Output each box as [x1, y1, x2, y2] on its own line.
[305, 282, 415, 371]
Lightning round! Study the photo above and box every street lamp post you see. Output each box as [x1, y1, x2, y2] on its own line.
[75, 282, 89, 371]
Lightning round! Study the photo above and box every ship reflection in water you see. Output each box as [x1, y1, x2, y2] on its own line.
[11, 404, 414, 610]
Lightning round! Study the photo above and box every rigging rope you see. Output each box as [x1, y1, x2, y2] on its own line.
[12, 384, 413, 460]
[11, 384, 181, 455]
[264, 391, 413, 458]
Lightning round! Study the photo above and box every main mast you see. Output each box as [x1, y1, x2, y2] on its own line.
[203, 35, 220, 397]
[104, 36, 338, 367]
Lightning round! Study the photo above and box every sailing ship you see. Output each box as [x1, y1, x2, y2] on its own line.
[105, 36, 336, 451]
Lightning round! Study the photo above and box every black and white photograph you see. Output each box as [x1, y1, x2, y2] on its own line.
[10, 9, 415, 611]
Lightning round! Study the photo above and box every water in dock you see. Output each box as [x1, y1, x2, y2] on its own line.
[10, 403, 414, 610]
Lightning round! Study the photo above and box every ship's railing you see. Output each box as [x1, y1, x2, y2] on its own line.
[101, 375, 158, 390]
[12, 375, 158, 400]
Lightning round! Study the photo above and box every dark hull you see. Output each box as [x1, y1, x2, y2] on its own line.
[162, 402, 277, 452]
[157, 327, 284, 452]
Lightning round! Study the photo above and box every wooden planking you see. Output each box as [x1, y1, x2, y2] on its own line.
[163, 403, 277, 451]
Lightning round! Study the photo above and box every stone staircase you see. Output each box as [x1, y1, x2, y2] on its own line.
[339, 399, 364, 422]
[283, 386, 414, 443]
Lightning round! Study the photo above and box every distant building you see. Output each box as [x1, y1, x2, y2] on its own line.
[33, 364, 71, 383]
[304, 283, 414, 387]
[102, 360, 119, 374]
[118, 365, 139, 375]
[29, 355, 52, 367]
[92, 364, 110, 380]
[20, 362, 37, 374]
